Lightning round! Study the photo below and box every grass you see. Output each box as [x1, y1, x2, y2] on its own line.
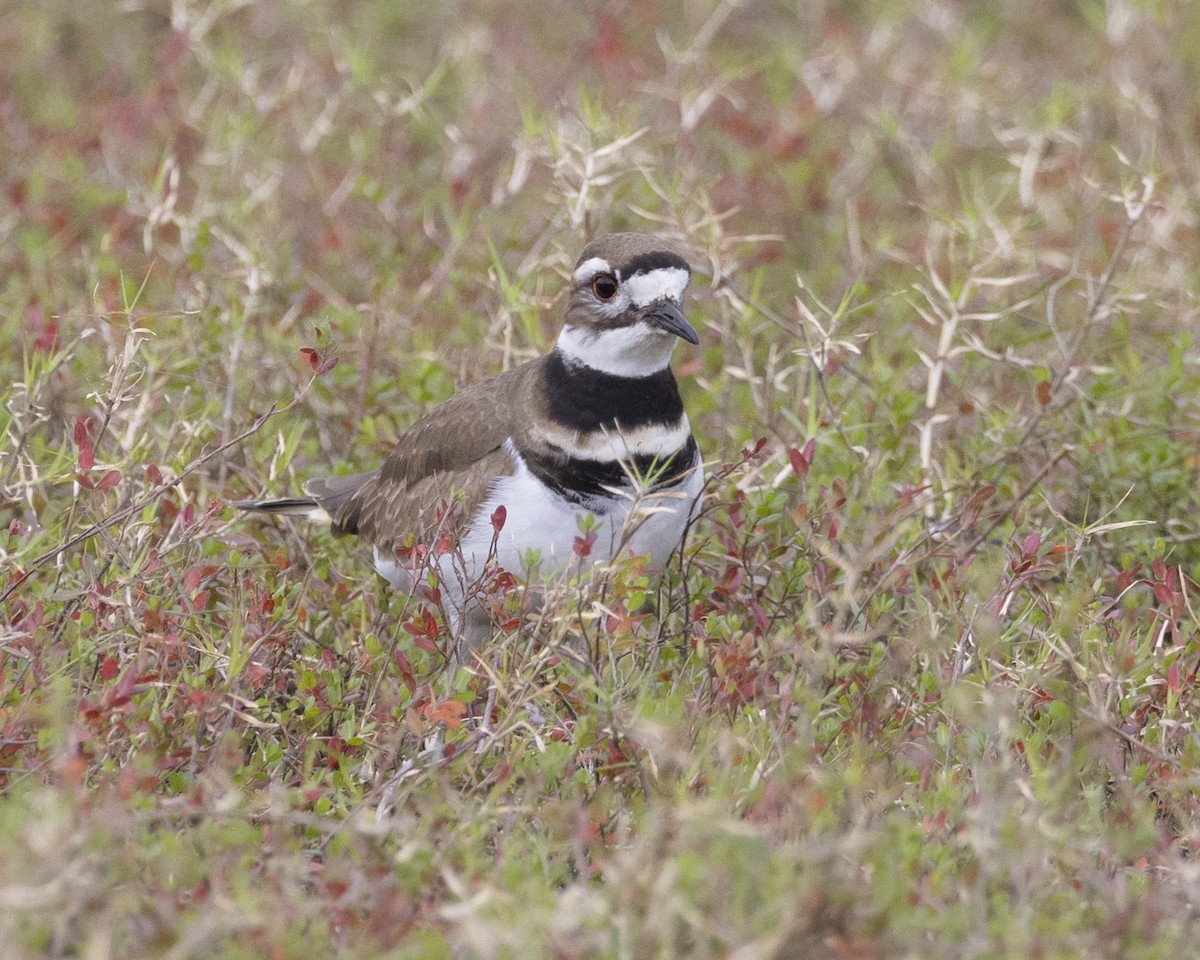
[4, 0, 1200, 956]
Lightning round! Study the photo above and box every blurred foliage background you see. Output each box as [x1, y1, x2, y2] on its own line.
[4, 1, 1200, 957]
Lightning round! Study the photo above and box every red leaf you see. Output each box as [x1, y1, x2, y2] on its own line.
[34, 317, 60, 353]
[75, 473, 95, 490]
[573, 533, 595, 558]
[78, 442, 94, 471]
[403, 609, 439, 641]
[425, 699, 468, 728]
[421, 609, 438, 638]
[410, 634, 438, 654]
[299, 347, 320, 371]
[145, 462, 163, 485]
[590, 12, 620, 62]
[73, 416, 94, 447]
[743, 437, 769, 459]
[1168, 660, 1181, 694]
[116, 672, 137, 699]
[183, 566, 203, 594]
[490, 570, 516, 593]
[1022, 532, 1041, 557]
[99, 656, 119, 680]
[788, 447, 809, 479]
[967, 484, 997, 511]
[1152, 582, 1175, 608]
[95, 469, 122, 492]
[1163, 565, 1178, 590]
[832, 478, 847, 508]
[393, 650, 416, 691]
[491, 505, 507, 534]
[317, 355, 338, 376]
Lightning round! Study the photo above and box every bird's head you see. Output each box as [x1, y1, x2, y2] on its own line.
[557, 233, 697, 378]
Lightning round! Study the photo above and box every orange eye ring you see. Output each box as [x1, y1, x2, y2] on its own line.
[591, 274, 619, 301]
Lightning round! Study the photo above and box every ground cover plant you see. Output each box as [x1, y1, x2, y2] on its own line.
[4, 0, 1200, 956]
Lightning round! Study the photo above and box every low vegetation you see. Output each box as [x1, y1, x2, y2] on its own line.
[4, 1, 1200, 956]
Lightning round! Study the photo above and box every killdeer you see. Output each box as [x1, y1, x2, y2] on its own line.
[234, 233, 703, 658]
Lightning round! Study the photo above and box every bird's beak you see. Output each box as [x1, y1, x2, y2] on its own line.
[645, 300, 699, 345]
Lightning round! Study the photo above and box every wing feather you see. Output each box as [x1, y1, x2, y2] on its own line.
[330, 359, 539, 545]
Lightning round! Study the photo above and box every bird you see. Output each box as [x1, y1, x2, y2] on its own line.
[233, 233, 703, 662]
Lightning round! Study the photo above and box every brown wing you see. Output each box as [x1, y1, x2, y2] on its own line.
[323, 358, 542, 547]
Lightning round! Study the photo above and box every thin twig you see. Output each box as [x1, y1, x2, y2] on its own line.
[1, 385, 313, 606]
[963, 448, 1072, 557]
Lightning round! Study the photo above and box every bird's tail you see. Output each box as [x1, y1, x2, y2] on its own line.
[229, 496, 331, 523]
[231, 471, 373, 529]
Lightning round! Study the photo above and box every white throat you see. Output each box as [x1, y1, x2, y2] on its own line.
[556, 323, 679, 378]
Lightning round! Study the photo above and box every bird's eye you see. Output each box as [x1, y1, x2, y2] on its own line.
[591, 274, 619, 301]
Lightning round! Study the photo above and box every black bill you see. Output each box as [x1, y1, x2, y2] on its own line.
[645, 301, 700, 344]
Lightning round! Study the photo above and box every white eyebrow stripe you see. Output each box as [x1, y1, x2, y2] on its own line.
[573, 257, 613, 284]
[623, 267, 690, 307]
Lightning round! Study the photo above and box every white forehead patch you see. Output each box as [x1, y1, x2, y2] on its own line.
[623, 267, 690, 307]
[573, 256, 612, 285]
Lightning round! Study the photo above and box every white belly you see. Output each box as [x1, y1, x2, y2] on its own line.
[372, 447, 703, 601]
